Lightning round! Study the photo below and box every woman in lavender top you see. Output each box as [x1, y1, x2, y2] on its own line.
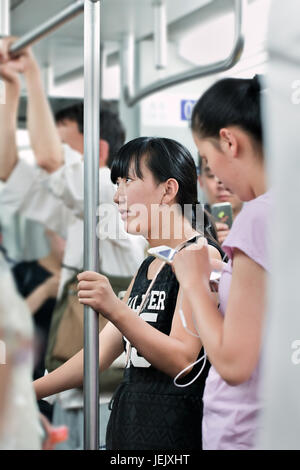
[173, 76, 271, 450]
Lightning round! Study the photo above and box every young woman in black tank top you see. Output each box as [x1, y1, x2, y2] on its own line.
[34, 137, 223, 450]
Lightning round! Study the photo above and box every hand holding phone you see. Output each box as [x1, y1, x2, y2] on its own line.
[215, 222, 230, 245]
[211, 202, 233, 228]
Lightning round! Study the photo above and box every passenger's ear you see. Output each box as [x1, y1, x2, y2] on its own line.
[219, 128, 238, 158]
[99, 139, 109, 167]
[161, 178, 179, 205]
[198, 174, 204, 188]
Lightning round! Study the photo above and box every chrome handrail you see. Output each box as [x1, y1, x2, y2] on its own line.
[122, 0, 246, 107]
[9, 0, 84, 56]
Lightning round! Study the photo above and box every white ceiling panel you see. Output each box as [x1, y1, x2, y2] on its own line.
[11, 0, 213, 41]
[9, 0, 216, 85]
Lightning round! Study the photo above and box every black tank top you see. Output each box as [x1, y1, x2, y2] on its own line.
[106, 238, 223, 451]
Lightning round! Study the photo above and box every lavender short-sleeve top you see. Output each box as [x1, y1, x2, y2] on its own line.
[202, 191, 272, 450]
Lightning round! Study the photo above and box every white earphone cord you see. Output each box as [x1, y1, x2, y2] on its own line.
[174, 290, 206, 387]
[174, 278, 219, 388]
[174, 238, 225, 387]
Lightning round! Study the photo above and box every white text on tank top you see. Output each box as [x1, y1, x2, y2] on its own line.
[125, 290, 166, 368]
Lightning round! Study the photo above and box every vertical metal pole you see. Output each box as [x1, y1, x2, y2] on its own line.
[83, 0, 100, 451]
[120, 33, 141, 140]
[0, 0, 10, 36]
[153, 0, 167, 69]
[0, 0, 10, 104]
[122, 33, 135, 102]
[100, 43, 104, 100]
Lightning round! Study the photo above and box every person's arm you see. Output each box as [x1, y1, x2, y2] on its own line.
[173, 244, 266, 386]
[0, 155, 74, 239]
[26, 275, 60, 315]
[34, 318, 124, 401]
[77, 246, 221, 378]
[0, 36, 63, 173]
[33, 275, 137, 400]
[23, 53, 64, 173]
[0, 40, 20, 181]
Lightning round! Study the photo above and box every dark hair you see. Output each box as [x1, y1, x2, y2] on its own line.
[55, 104, 126, 168]
[55, 103, 84, 133]
[100, 109, 126, 168]
[191, 76, 263, 148]
[111, 136, 218, 242]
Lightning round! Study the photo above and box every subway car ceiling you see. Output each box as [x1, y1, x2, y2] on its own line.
[9, 0, 271, 128]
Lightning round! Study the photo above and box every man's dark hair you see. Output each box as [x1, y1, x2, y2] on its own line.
[100, 109, 126, 168]
[55, 103, 84, 133]
[55, 103, 126, 168]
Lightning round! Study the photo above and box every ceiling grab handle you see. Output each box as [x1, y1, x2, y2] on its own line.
[8, 0, 84, 57]
[0, 0, 10, 37]
[153, 0, 167, 70]
[122, 0, 246, 107]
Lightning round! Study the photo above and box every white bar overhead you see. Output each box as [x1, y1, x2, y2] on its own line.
[9, 0, 84, 56]
[153, 0, 167, 70]
[0, 0, 10, 36]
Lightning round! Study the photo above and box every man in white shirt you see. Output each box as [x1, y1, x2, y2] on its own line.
[0, 38, 146, 449]
[0, 38, 146, 278]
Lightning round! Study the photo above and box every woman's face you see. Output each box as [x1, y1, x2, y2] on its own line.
[198, 160, 243, 214]
[113, 156, 167, 238]
[193, 132, 241, 199]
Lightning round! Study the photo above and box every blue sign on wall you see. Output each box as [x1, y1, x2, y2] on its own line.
[180, 99, 197, 121]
